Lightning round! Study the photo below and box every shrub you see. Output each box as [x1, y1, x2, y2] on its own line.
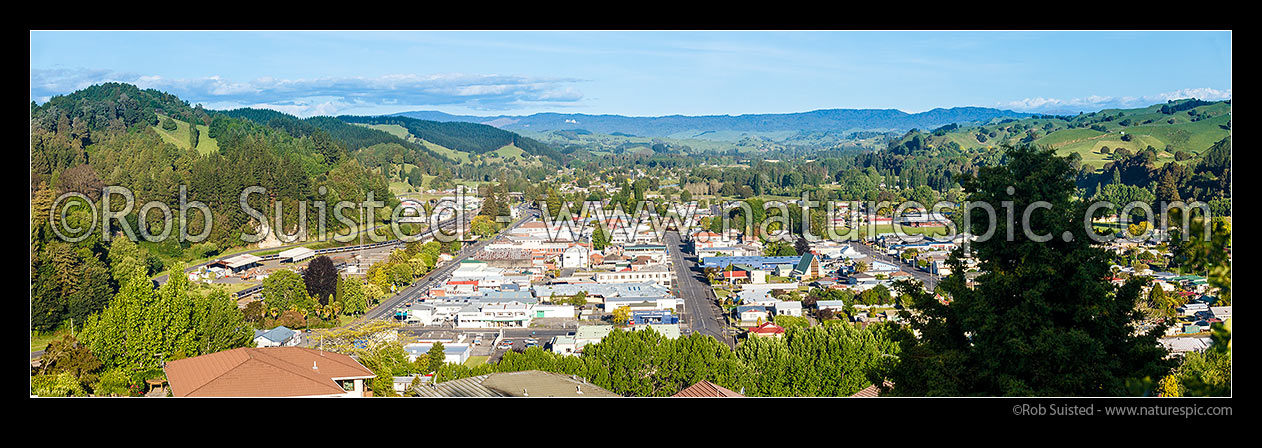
[92, 369, 133, 397]
[31, 372, 87, 397]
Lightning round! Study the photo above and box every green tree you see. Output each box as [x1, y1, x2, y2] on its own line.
[79, 262, 253, 371]
[886, 146, 1174, 396]
[262, 269, 312, 312]
[1178, 321, 1231, 396]
[736, 324, 901, 397]
[427, 342, 446, 373]
[471, 215, 498, 238]
[106, 237, 146, 287]
[591, 224, 610, 251]
[338, 277, 369, 315]
[569, 291, 588, 307]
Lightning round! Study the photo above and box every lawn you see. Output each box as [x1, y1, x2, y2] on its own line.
[31, 329, 69, 352]
[389, 181, 416, 195]
[464, 356, 490, 367]
[360, 123, 411, 140]
[152, 115, 218, 155]
[187, 281, 259, 298]
[422, 140, 471, 164]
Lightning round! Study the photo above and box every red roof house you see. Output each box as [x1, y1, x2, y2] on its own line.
[748, 322, 786, 338]
[163, 347, 376, 397]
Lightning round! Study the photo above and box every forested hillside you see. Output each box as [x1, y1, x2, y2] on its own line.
[878, 99, 1231, 213]
[339, 115, 565, 164]
[217, 108, 458, 175]
[30, 84, 394, 333]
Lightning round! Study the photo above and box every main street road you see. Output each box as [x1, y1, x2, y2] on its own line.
[363, 206, 535, 321]
[850, 242, 940, 291]
[665, 231, 734, 348]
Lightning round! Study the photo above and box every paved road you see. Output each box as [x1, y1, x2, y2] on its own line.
[665, 231, 735, 348]
[850, 242, 939, 291]
[363, 207, 534, 321]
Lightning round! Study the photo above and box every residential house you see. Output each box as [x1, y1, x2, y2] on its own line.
[773, 300, 803, 317]
[253, 326, 301, 347]
[747, 322, 786, 338]
[163, 347, 376, 397]
[736, 305, 771, 326]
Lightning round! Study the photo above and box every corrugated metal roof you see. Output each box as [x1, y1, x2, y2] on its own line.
[412, 374, 506, 398]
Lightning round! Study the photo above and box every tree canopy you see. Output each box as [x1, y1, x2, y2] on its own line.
[885, 146, 1174, 396]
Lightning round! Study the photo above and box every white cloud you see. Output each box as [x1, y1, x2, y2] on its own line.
[1001, 88, 1231, 113]
[30, 68, 586, 117]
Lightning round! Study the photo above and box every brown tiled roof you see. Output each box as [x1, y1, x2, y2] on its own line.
[850, 381, 894, 397]
[164, 347, 375, 397]
[673, 380, 744, 398]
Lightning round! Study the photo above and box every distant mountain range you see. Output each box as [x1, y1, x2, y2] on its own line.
[391, 107, 1034, 140]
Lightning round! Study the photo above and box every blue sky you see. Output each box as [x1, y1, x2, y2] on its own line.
[30, 31, 1231, 118]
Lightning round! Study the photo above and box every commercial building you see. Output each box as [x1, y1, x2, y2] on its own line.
[405, 343, 472, 365]
[702, 255, 800, 271]
[211, 253, 262, 273]
[456, 302, 532, 328]
[594, 265, 674, 287]
[278, 247, 316, 263]
[630, 310, 679, 325]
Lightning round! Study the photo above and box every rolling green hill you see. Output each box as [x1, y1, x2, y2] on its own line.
[152, 114, 219, 155]
[352, 123, 472, 164]
[903, 99, 1230, 173]
[339, 115, 564, 164]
